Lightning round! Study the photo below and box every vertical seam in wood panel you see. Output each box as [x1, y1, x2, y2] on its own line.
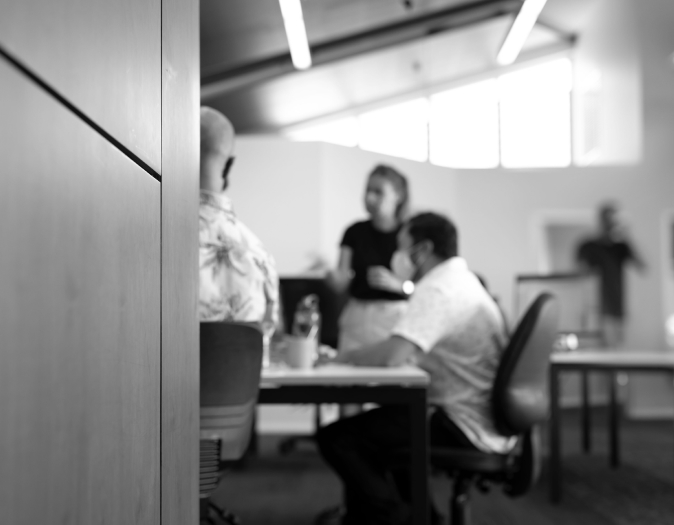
[159, 0, 164, 522]
[0, 44, 162, 183]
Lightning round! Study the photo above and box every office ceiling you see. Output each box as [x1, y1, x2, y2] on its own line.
[200, 0, 595, 134]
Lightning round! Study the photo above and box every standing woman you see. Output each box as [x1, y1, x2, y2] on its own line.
[329, 164, 413, 353]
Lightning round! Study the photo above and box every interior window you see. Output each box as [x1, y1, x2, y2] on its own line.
[284, 57, 574, 170]
[429, 79, 500, 169]
[357, 98, 429, 162]
[498, 58, 573, 168]
[285, 116, 359, 147]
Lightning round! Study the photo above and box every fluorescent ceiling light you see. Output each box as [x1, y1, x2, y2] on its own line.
[279, 0, 312, 70]
[497, 0, 548, 66]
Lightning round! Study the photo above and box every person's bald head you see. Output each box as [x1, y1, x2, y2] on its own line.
[200, 107, 236, 191]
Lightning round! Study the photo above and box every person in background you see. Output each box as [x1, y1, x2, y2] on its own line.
[328, 164, 413, 353]
[198, 106, 280, 330]
[575, 202, 646, 347]
[315, 213, 511, 525]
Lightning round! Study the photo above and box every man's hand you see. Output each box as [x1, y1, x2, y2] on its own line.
[314, 345, 339, 367]
[305, 253, 331, 275]
[367, 266, 404, 293]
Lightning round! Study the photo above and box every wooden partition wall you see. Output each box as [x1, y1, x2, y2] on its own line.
[0, 1, 199, 523]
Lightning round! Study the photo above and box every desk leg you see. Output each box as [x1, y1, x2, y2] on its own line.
[247, 411, 259, 457]
[581, 370, 591, 453]
[549, 366, 561, 503]
[410, 389, 429, 525]
[609, 371, 620, 468]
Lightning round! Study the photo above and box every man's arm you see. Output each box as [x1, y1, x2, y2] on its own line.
[625, 240, 647, 272]
[334, 335, 421, 367]
[331, 278, 451, 368]
[326, 246, 354, 294]
[575, 241, 593, 273]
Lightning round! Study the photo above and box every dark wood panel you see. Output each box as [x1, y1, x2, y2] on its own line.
[161, 0, 200, 523]
[0, 57, 160, 525]
[0, 0, 161, 172]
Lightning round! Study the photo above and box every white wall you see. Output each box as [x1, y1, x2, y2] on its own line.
[228, 137, 323, 275]
[572, 0, 642, 165]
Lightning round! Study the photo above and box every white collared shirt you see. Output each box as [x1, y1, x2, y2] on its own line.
[392, 257, 513, 453]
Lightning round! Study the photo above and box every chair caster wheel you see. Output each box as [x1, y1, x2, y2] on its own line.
[208, 501, 241, 525]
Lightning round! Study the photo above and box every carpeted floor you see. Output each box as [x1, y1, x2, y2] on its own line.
[562, 455, 674, 525]
[209, 409, 674, 525]
[210, 440, 341, 525]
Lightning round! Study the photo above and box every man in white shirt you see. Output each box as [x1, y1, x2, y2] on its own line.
[198, 107, 279, 327]
[315, 212, 510, 525]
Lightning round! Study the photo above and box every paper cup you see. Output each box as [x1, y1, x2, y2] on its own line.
[284, 336, 317, 370]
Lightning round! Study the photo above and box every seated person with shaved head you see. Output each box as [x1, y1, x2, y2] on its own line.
[314, 213, 511, 525]
[199, 106, 279, 327]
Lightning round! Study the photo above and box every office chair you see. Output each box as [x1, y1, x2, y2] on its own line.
[200, 322, 264, 525]
[429, 293, 559, 525]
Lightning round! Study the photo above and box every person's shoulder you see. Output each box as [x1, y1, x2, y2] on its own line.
[236, 217, 268, 248]
[413, 259, 488, 311]
[614, 238, 633, 249]
[342, 219, 372, 240]
[417, 258, 465, 292]
[613, 238, 636, 257]
[345, 219, 371, 232]
[576, 236, 600, 257]
[577, 236, 599, 249]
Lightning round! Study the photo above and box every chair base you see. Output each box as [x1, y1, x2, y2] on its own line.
[278, 434, 317, 455]
[200, 498, 241, 525]
[449, 474, 473, 525]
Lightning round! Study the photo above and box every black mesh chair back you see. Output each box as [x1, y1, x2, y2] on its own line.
[492, 292, 560, 436]
[199, 321, 263, 524]
[201, 322, 263, 405]
[200, 321, 263, 461]
[491, 292, 559, 498]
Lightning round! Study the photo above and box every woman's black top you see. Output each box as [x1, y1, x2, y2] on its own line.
[340, 220, 407, 301]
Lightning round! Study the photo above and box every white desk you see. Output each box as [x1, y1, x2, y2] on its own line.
[551, 350, 674, 369]
[549, 350, 674, 503]
[261, 363, 430, 386]
[259, 364, 430, 525]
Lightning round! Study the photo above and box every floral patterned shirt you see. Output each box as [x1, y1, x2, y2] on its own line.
[199, 190, 279, 327]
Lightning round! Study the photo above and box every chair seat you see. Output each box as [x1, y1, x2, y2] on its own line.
[431, 447, 511, 475]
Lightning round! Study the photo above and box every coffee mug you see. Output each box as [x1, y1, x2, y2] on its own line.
[284, 335, 317, 370]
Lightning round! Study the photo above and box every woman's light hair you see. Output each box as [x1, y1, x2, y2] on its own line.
[368, 164, 410, 221]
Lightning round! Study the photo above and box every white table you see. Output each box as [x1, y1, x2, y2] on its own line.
[549, 350, 674, 503]
[259, 364, 431, 525]
[261, 363, 430, 386]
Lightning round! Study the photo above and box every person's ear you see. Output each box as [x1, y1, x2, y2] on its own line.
[417, 239, 434, 259]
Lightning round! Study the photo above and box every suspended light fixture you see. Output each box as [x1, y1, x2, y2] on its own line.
[279, 0, 312, 70]
[497, 0, 548, 66]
